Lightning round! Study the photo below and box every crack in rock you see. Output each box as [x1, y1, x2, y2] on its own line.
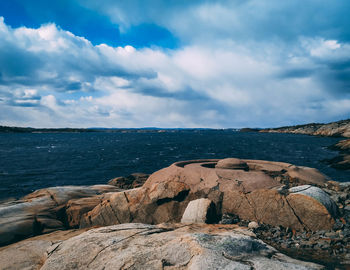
[285, 197, 310, 231]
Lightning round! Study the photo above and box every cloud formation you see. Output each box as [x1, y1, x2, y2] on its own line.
[0, 0, 350, 128]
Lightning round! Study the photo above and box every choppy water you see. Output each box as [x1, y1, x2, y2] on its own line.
[0, 130, 347, 200]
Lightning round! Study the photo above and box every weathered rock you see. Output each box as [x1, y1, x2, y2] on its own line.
[0, 223, 324, 270]
[107, 173, 149, 189]
[0, 185, 119, 246]
[65, 192, 116, 228]
[181, 198, 216, 224]
[288, 185, 338, 217]
[81, 159, 333, 232]
[223, 189, 306, 230]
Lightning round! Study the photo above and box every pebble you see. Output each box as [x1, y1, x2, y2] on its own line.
[248, 221, 259, 229]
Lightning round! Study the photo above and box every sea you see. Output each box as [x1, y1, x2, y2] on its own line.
[0, 130, 348, 200]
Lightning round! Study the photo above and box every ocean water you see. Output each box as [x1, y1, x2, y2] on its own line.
[0, 130, 347, 200]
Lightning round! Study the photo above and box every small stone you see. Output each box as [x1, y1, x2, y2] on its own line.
[325, 232, 338, 238]
[248, 221, 259, 229]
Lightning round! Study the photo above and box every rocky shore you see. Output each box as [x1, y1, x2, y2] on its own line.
[0, 158, 349, 269]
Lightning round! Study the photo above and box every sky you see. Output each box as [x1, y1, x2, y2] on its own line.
[0, 0, 349, 128]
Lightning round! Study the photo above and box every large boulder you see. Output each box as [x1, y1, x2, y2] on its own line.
[81, 159, 334, 231]
[0, 223, 324, 270]
[286, 185, 337, 231]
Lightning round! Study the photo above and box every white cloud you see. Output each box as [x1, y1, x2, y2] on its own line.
[0, 15, 350, 128]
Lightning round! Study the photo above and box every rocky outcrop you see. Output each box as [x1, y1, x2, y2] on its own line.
[81, 158, 335, 231]
[260, 119, 350, 138]
[0, 185, 120, 246]
[0, 223, 324, 270]
[323, 139, 350, 170]
[334, 139, 350, 151]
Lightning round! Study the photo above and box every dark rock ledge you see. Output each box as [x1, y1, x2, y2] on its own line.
[0, 158, 349, 269]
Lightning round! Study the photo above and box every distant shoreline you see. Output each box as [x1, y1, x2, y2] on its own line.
[0, 126, 239, 133]
[2, 119, 349, 136]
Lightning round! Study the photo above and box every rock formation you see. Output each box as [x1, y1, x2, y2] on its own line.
[324, 139, 350, 170]
[81, 158, 334, 231]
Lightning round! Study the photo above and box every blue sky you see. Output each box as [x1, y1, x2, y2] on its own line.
[0, 0, 349, 128]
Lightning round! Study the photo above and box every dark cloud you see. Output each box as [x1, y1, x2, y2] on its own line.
[0, 42, 43, 81]
[278, 69, 314, 79]
[132, 81, 209, 101]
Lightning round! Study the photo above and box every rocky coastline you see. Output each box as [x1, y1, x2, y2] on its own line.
[259, 119, 350, 171]
[259, 119, 350, 138]
[0, 158, 349, 269]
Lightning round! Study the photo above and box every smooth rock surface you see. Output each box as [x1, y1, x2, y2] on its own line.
[0, 223, 324, 270]
[215, 158, 249, 170]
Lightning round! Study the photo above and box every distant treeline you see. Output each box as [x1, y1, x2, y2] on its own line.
[0, 126, 241, 133]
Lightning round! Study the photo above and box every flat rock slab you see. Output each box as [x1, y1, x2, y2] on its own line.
[0, 223, 324, 270]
